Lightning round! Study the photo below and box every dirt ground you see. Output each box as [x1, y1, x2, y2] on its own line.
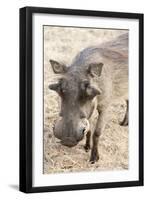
[43, 26, 128, 174]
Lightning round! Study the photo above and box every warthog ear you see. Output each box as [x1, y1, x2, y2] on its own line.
[87, 62, 103, 77]
[49, 59, 67, 74]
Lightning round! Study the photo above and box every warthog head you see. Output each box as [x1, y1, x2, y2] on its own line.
[49, 59, 103, 147]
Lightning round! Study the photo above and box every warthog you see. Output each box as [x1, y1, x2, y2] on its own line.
[49, 33, 128, 163]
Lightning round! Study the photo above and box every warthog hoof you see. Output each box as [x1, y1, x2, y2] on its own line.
[90, 149, 99, 164]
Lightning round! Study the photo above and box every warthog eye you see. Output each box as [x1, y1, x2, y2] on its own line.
[60, 78, 68, 94]
[49, 78, 67, 97]
[80, 80, 101, 100]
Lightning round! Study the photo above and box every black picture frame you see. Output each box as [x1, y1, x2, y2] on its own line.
[19, 6, 144, 193]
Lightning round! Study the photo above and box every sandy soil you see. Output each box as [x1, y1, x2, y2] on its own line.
[43, 26, 128, 174]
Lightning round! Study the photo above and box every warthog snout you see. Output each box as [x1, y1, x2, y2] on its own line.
[53, 118, 90, 147]
[61, 137, 78, 147]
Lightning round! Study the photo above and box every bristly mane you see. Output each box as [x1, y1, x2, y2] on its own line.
[71, 33, 128, 67]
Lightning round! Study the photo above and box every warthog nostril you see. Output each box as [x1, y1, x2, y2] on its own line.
[82, 128, 86, 134]
[76, 128, 86, 142]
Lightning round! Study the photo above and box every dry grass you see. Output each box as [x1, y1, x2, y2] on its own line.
[43, 26, 128, 174]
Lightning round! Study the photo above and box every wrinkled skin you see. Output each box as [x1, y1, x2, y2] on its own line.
[49, 61, 102, 148]
[49, 33, 129, 163]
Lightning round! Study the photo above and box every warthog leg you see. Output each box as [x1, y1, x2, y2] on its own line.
[90, 110, 107, 164]
[120, 100, 129, 126]
[84, 131, 91, 152]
